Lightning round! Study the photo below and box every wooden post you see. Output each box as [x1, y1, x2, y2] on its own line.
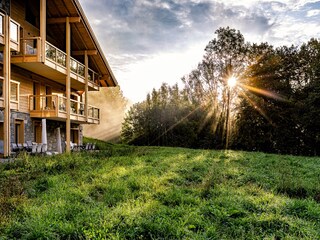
[84, 50, 89, 122]
[66, 17, 71, 153]
[3, 15, 11, 157]
[40, 0, 46, 62]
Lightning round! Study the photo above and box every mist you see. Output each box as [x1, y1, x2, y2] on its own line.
[83, 87, 128, 142]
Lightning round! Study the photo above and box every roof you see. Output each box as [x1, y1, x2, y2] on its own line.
[46, 0, 118, 87]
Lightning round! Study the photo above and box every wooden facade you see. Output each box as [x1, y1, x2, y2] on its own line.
[0, 0, 117, 156]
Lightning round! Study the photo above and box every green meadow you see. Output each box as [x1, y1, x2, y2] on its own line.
[1, 141, 320, 239]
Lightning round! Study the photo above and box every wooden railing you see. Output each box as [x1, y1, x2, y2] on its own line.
[45, 41, 99, 85]
[13, 38, 100, 86]
[28, 94, 100, 122]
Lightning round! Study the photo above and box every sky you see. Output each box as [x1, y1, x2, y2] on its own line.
[78, 0, 320, 104]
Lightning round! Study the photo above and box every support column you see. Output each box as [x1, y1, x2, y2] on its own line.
[66, 17, 71, 153]
[40, 0, 46, 62]
[41, 119, 47, 150]
[3, 15, 11, 157]
[84, 51, 89, 122]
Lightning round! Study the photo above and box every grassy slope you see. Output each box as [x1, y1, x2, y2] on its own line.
[0, 142, 320, 239]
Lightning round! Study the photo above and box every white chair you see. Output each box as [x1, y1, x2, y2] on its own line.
[41, 143, 48, 154]
[36, 143, 42, 154]
[31, 143, 37, 154]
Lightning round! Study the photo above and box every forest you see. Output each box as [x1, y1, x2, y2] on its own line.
[121, 27, 320, 156]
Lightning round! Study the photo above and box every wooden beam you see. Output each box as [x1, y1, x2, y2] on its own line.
[47, 17, 81, 24]
[100, 75, 111, 81]
[3, 15, 11, 157]
[100, 74, 116, 87]
[40, 0, 46, 62]
[107, 78, 115, 87]
[66, 17, 71, 153]
[72, 50, 97, 56]
[100, 80, 108, 87]
[84, 51, 89, 122]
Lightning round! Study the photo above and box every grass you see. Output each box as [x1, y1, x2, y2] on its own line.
[0, 141, 320, 239]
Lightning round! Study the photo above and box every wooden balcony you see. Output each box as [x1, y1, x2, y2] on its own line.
[29, 95, 100, 124]
[11, 38, 100, 91]
[0, 13, 20, 51]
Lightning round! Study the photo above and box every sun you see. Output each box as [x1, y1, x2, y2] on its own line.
[227, 76, 237, 88]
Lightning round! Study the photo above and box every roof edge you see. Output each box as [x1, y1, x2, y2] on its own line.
[72, 0, 118, 87]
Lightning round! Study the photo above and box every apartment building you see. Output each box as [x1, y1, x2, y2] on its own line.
[0, 0, 117, 157]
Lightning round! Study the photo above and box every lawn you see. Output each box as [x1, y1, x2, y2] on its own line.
[0, 142, 320, 239]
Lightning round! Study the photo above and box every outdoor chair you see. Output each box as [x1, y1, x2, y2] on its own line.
[26, 141, 33, 152]
[11, 143, 19, 153]
[31, 143, 37, 155]
[1, 141, 16, 158]
[41, 143, 48, 154]
[64, 141, 78, 152]
[85, 143, 92, 151]
[17, 143, 24, 151]
[23, 143, 28, 151]
[0, 140, 4, 156]
[91, 143, 96, 151]
[36, 143, 42, 154]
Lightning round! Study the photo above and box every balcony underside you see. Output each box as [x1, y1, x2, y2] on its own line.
[11, 57, 99, 91]
[30, 110, 99, 124]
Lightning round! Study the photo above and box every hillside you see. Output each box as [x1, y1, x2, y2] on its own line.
[1, 143, 320, 239]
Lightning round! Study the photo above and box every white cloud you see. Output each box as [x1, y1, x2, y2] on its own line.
[307, 9, 320, 17]
[79, 0, 320, 103]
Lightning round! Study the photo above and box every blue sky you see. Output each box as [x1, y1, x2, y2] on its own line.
[78, 0, 320, 103]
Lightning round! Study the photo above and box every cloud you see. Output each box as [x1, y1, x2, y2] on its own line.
[80, 0, 275, 57]
[307, 9, 320, 17]
[78, 0, 320, 103]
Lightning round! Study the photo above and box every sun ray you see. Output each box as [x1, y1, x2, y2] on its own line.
[239, 83, 287, 102]
[239, 90, 275, 126]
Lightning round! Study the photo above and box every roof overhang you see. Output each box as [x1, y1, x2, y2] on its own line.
[47, 0, 118, 87]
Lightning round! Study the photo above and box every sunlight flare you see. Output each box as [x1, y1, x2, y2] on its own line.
[239, 83, 287, 102]
[227, 76, 237, 88]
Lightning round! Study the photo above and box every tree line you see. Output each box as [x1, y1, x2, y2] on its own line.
[121, 27, 320, 156]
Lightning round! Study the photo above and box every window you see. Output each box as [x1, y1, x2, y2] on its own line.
[0, 14, 3, 35]
[10, 80, 19, 102]
[10, 20, 18, 42]
[0, 77, 3, 98]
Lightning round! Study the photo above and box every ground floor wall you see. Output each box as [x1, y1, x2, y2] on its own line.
[0, 110, 83, 152]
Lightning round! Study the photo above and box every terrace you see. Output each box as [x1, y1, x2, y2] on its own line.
[11, 37, 100, 91]
[29, 95, 100, 124]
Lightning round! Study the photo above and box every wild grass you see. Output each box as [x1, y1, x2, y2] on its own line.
[0, 142, 320, 239]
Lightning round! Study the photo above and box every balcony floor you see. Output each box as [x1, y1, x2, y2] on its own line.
[11, 57, 99, 91]
[30, 110, 99, 124]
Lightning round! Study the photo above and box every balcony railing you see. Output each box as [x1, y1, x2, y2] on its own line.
[88, 105, 100, 120]
[0, 13, 20, 51]
[45, 42, 99, 85]
[29, 94, 100, 123]
[12, 38, 100, 87]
